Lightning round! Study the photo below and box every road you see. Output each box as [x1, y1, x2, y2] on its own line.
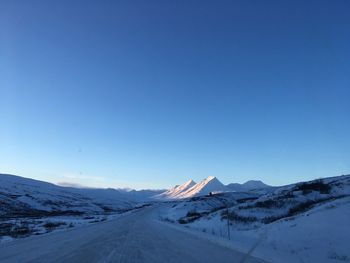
[0, 206, 268, 263]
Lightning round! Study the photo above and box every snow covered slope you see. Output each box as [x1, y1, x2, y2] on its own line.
[124, 189, 166, 201]
[155, 179, 196, 199]
[0, 174, 136, 219]
[161, 174, 350, 263]
[157, 176, 228, 199]
[179, 176, 228, 198]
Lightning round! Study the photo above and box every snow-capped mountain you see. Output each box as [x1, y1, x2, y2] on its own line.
[156, 177, 273, 200]
[179, 176, 227, 198]
[226, 180, 271, 192]
[155, 179, 196, 199]
[157, 176, 228, 199]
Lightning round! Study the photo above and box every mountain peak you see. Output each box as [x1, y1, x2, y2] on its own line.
[176, 176, 227, 198]
[155, 179, 196, 199]
[155, 176, 227, 199]
[206, 176, 216, 181]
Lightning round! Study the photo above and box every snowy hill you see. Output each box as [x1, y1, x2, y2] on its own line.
[0, 173, 160, 240]
[160, 174, 350, 263]
[124, 189, 166, 201]
[226, 180, 271, 192]
[0, 173, 139, 220]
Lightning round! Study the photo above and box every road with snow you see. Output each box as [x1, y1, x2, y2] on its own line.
[0, 206, 267, 263]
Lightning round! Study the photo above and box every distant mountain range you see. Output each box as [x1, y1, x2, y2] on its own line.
[0, 173, 272, 215]
[0, 173, 167, 219]
[155, 176, 271, 200]
[226, 180, 270, 192]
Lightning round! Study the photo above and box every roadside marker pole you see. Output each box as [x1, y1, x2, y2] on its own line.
[210, 193, 231, 240]
[226, 205, 230, 240]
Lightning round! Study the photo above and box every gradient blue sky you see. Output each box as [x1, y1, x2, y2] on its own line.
[1, 0, 349, 189]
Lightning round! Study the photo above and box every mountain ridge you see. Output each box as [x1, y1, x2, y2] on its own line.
[226, 180, 270, 192]
[155, 177, 272, 200]
[156, 176, 228, 199]
[155, 179, 197, 199]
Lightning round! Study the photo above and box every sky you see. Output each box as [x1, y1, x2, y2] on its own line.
[0, 0, 349, 190]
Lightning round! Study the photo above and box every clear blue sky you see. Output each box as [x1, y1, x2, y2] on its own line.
[1, 0, 349, 189]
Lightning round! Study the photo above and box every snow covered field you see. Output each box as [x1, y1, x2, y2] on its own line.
[0, 205, 267, 263]
[0, 208, 146, 244]
[160, 175, 350, 263]
[0, 174, 154, 241]
[1, 173, 349, 262]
